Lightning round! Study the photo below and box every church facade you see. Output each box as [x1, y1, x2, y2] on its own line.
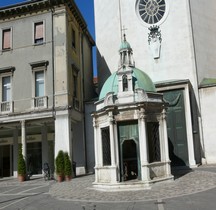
[94, 0, 216, 166]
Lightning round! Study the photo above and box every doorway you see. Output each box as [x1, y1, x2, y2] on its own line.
[0, 145, 11, 177]
[163, 89, 189, 166]
[27, 142, 42, 174]
[122, 139, 138, 181]
[118, 121, 140, 181]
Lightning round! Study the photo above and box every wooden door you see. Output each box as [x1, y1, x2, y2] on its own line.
[163, 89, 189, 166]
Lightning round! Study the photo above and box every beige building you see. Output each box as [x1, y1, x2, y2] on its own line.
[0, 0, 94, 178]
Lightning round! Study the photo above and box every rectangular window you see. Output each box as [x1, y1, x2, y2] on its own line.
[35, 71, 44, 97]
[72, 28, 76, 49]
[147, 122, 161, 163]
[73, 75, 77, 98]
[2, 76, 11, 102]
[2, 29, 11, 50]
[101, 127, 111, 166]
[34, 22, 44, 44]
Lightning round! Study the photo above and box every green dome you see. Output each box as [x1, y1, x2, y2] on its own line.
[119, 40, 131, 51]
[99, 68, 156, 100]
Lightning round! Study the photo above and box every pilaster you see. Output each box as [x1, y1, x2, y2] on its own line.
[138, 109, 150, 182]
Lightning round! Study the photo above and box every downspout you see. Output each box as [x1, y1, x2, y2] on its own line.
[188, 0, 205, 163]
[80, 31, 88, 172]
[49, 1, 56, 157]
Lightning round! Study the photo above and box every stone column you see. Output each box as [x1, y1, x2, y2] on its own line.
[109, 112, 116, 166]
[42, 124, 48, 166]
[13, 128, 18, 177]
[184, 85, 196, 167]
[55, 110, 72, 158]
[93, 116, 99, 182]
[109, 111, 118, 183]
[138, 109, 150, 182]
[21, 120, 27, 161]
[161, 109, 171, 177]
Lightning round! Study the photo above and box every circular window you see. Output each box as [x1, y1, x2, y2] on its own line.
[136, 0, 169, 26]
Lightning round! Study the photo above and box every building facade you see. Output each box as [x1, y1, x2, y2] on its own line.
[0, 0, 95, 178]
[94, 0, 216, 167]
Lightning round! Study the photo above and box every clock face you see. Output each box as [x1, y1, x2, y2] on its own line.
[136, 0, 168, 26]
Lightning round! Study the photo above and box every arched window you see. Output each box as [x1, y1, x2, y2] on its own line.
[122, 75, 128, 91]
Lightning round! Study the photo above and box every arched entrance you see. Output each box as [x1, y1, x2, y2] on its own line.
[121, 139, 138, 181]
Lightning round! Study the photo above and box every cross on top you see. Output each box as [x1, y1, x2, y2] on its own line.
[121, 26, 127, 40]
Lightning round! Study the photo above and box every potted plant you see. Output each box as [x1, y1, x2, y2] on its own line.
[17, 144, 26, 182]
[55, 150, 65, 182]
[64, 152, 72, 181]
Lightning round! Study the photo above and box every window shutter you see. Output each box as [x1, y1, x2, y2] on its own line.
[3, 29, 11, 49]
[35, 23, 43, 39]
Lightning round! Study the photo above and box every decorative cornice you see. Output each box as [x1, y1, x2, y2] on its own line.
[29, 60, 49, 69]
[0, 0, 95, 46]
[0, 66, 15, 73]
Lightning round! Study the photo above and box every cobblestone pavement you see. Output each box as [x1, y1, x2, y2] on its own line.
[49, 167, 216, 202]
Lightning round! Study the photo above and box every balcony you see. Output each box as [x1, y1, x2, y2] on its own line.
[33, 96, 48, 109]
[0, 101, 13, 113]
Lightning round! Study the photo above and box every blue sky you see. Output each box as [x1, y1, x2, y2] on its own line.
[0, 0, 96, 75]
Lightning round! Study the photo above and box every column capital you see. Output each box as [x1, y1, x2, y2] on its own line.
[160, 109, 167, 121]
[20, 120, 25, 125]
[139, 111, 146, 120]
[93, 118, 98, 128]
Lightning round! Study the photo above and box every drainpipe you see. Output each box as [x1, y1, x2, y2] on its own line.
[49, 2, 56, 124]
[188, 0, 205, 163]
[80, 31, 87, 172]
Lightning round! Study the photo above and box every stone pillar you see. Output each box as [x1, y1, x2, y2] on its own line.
[109, 112, 116, 166]
[138, 109, 150, 182]
[109, 111, 118, 183]
[161, 109, 171, 177]
[42, 124, 48, 166]
[184, 85, 196, 167]
[93, 116, 99, 182]
[21, 120, 27, 161]
[13, 128, 18, 177]
[55, 110, 72, 158]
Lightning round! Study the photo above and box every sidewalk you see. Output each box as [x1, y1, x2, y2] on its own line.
[49, 166, 216, 202]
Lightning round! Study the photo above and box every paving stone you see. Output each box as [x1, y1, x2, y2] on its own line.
[49, 168, 216, 202]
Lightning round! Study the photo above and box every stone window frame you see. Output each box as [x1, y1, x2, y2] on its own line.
[0, 66, 15, 113]
[135, 0, 170, 27]
[71, 27, 76, 50]
[72, 64, 80, 111]
[1, 27, 13, 51]
[101, 126, 111, 166]
[33, 20, 45, 45]
[29, 61, 48, 109]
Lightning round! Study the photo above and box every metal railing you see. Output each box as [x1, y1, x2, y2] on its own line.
[0, 101, 13, 113]
[34, 96, 48, 109]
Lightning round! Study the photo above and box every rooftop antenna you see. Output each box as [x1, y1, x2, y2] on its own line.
[122, 25, 127, 41]
[118, 0, 123, 41]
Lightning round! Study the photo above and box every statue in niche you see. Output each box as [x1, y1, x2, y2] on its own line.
[148, 25, 162, 59]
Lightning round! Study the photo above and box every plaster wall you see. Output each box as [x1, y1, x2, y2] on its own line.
[0, 12, 53, 112]
[85, 101, 96, 173]
[82, 35, 95, 101]
[199, 86, 216, 164]
[66, 12, 82, 108]
[94, 0, 199, 98]
[53, 9, 69, 107]
[190, 0, 216, 83]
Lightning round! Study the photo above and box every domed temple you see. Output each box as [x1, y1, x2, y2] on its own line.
[92, 35, 173, 190]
